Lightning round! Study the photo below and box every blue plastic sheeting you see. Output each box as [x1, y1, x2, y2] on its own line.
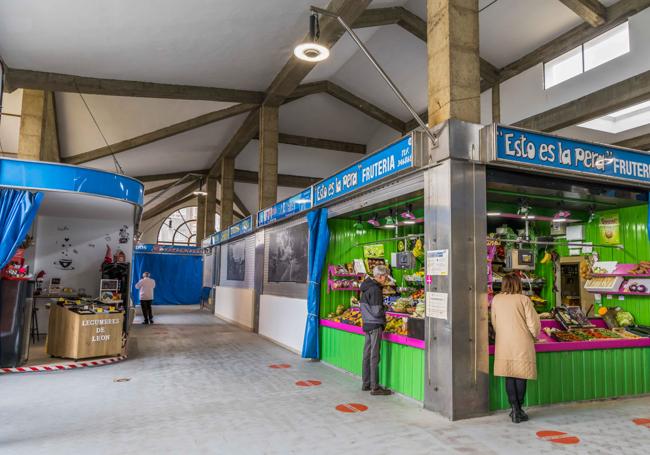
[0, 189, 44, 269]
[0, 158, 143, 206]
[132, 252, 203, 305]
[302, 208, 329, 359]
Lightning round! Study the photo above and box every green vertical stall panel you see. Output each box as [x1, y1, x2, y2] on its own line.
[321, 326, 425, 401]
[489, 347, 650, 410]
[584, 204, 650, 325]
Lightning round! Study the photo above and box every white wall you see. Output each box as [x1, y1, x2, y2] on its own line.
[500, 8, 650, 126]
[213, 286, 254, 330]
[258, 294, 307, 354]
[34, 215, 133, 296]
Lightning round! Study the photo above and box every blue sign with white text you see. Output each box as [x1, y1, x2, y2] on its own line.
[495, 126, 650, 186]
[313, 135, 414, 205]
[228, 216, 253, 239]
[134, 244, 203, 255]
[257, 187, 313, 227]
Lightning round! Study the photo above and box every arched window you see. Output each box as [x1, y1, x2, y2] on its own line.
[157, 207, 220, 245]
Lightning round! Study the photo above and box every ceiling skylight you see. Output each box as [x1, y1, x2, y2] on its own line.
[579, 100, 650, 134]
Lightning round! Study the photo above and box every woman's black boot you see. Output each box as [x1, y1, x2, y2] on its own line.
[517, 406, 529, 421]
[510, 404, 521, 423]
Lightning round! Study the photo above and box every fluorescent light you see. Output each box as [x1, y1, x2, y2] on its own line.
[522, 215, 536, 220]
[402, 220, 416, 225]
[294, 42, 330, 62]
[487, 212, 501, 216]
[552, 218, 569, 223]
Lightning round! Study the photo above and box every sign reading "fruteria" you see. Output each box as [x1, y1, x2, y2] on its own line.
[313, 135, 414, 205]
[492, 125, 650, 186]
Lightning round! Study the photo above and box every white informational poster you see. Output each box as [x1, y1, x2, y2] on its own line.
[427, 249, 449, 276]
[426, 292, 448, 320]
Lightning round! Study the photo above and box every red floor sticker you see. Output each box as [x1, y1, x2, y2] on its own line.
[336, 403, 368, 413]
[295, 380, 321, 387]
[536, 430, 580, 445]
[633, 418, 650, 428]
[268, 364, 291, 369]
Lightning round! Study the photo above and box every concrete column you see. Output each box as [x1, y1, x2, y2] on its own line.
[17, 89, 60, 162]
[427, 0, 480, 126]
[205, 177, 218, 235]
[258, 105, 278, 211]
[196, 193, 206, 246]
[492, 83, 500, 123]
[220, 157, 235, 230]
[424, 1, 487, 421]
[18, 89, 46, 160]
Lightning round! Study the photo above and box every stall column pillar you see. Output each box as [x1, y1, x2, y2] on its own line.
[424, 0, 488, 421]
[220, 157, 235, 230]
[196, 194, 206, 246]
[18, 89, 60, 162]
[258, 105, 278, 211]
[205, 177, 218, 235]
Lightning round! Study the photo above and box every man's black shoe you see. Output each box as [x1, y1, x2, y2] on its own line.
[362, 385, 371, 391]
[370, 387, 392, 396]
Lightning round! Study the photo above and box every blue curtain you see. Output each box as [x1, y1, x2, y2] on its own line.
[302, 208, 329, 359]
[0, 189, 44, 269]
[132, 252, 203, 305]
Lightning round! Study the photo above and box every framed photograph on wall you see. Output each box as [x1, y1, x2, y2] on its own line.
[227, 240, 246, 281]
[268, 223, 308, 283]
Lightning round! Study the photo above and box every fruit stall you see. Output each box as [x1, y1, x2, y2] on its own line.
[484, 170, 650, 410]
[320, 195, 427, 401]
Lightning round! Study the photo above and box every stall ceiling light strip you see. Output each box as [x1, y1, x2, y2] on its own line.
[350, 195, 424, 218]
[486, 189, 619, 207]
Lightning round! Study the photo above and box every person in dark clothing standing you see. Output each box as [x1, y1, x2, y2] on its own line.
[359, 265, 392, 396]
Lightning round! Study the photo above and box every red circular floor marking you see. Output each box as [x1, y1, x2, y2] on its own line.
[336, 403, 368, 413]
[268, 364, 291, 369]
[295, 380, 322, 387]
[633, 418, 650, 428]
[536, 430, 580, 445]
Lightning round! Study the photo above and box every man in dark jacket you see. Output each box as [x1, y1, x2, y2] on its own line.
[359, 265, 392, 395]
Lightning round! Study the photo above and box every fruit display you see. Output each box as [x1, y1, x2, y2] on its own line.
[544, 327, 627, 342]
[405, 270, 425, 283]
[622, 280, 650, 293]
[392, 297, 413, 313]
[414, 302, 425, 318]
[629, 261, 650, 274]
[616, 311, 635, 327]
[330, 279, 360, 290]
[385, 315, 408, 335]
[412, 238, 424, 259]
[579, 261, 592, 280]
[554, 306, 595, 330]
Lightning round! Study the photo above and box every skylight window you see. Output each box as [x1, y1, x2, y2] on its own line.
[579, 100, 650, 134]
[544, 22, 630, 89]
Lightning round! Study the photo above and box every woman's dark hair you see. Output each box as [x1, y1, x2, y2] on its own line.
[501, 273, 523, 294]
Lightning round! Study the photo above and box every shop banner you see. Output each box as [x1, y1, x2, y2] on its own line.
[490, 125, 650, 186]
[257, 188, 313, 228]
[134, 244, 204, 255]
[228, 216, 253, 239]
[201, 237, 211, 248]
[313, 135, 414, 206]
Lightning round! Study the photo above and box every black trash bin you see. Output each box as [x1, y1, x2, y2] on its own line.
[0, 279, 34, 368]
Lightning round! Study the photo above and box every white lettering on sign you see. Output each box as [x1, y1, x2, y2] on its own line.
[81, 318, 120, 327]
[92, 335, 111, 342]
[361, 155, 395, 183]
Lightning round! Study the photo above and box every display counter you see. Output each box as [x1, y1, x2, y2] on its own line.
[320, 318, 424, 349]
[489, 317, 650, 410]
[47, 300, 124, 360]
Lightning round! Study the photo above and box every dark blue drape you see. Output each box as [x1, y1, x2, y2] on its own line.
[0, 189, 44, 269]
[132, 252, 203, 305]
[302, 208, 329, 359]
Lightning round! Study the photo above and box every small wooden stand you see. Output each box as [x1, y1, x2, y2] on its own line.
[46, 304, 124, 360]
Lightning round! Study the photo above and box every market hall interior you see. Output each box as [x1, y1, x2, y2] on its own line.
[4, 0, 650, 454]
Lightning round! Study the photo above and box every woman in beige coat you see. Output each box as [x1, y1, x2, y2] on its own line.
[491, 273, 541, 423]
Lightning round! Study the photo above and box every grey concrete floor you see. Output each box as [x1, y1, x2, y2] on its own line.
[2, 305, 650, 454]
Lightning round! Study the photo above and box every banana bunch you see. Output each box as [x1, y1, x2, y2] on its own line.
[412, 239, 424, 259]
[540, 251, 552, 264]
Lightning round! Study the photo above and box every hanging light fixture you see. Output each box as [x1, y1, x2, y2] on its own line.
[401, 204, 416, 224]
[353, 216, 365, 234]
[553, 208, 571, 223]
[384, 209, 397, 229]
[367, 213, 380, 228]
[294, 12, 330, 62]
[588, 205, 597, 223]
[193, 178, 207, 196]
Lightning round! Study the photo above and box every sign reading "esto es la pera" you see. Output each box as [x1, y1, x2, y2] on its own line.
[493, 125, 650, 186]
[313, 135, 414, 205]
